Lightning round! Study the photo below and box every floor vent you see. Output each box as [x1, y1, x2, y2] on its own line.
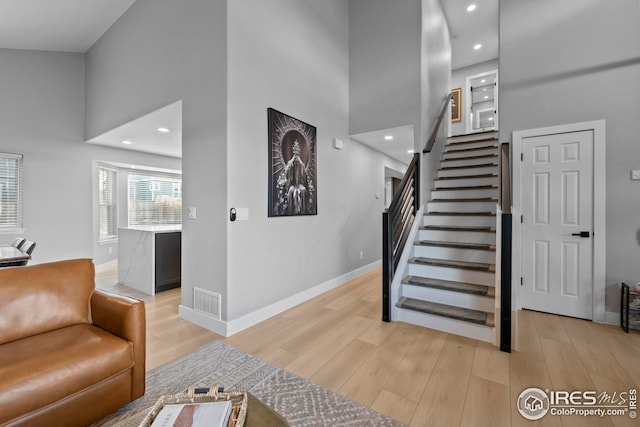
[194, 287, 221, 320]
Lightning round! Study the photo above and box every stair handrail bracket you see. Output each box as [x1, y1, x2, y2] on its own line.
[383, 153, 420, 322]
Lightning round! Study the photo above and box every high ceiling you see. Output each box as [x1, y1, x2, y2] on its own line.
[0, 0, 498, 162]
[0, 0, 136, 53]
[441, 0, 499, 70]
[86, 101, 182, 159]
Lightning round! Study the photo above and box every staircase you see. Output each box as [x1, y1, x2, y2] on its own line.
[395, 132, 499, 343]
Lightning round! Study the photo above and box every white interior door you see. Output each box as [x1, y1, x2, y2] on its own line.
[521, 130, 594, 319]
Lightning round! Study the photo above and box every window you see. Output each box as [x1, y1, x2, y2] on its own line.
[128, 173, 182, 226]
[0, 153, 23, 231]
[98, 166, 117, 242]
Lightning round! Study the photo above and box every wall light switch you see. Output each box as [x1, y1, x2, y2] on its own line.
[632, 170, 640, 181]
[333, 138, 344, 150]
[188, 207, 197, 219]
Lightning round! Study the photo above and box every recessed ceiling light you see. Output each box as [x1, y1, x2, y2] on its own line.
[481, 79, 486, 83]
[484, 95, 489, 99]
[474, 43, 483, 50]
[467, 4, 477, 12]
[384, 135, 394, 141]
[488, 117, 494, 121]
[122, 140, 133, 145]
[407, 149, 415, 154]
[157, 127, 170, 133]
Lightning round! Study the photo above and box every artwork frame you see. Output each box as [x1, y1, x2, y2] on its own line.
[451, 87, 462, 123]
[267, 108, 317, 217]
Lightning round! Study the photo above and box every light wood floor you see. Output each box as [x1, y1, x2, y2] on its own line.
[97, 267, 640, 427]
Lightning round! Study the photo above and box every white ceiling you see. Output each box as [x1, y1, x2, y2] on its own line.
[0, 0, 137, 53]
[351, 125, 416, 164]
[86, 101, 182, 158]
[0, 0, 497, 161]
[441, 0, 499, 70]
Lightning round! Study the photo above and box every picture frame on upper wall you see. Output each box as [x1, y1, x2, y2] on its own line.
[451, 88, 462, 122]
[267, 108, 317, 217]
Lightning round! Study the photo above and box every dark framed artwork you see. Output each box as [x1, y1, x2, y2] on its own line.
[267, 108, 317, 217]
[451, 87, 462, 122]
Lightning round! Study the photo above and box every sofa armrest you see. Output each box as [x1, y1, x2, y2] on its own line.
[90, 289, 146, 400]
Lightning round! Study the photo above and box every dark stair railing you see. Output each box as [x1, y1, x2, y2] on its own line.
[382, 94, 451, 322]
[499, 142, 512, 353]
[382, 153, 419, 321]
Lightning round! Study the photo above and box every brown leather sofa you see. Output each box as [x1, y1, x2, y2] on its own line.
[0, 259, 146, 427]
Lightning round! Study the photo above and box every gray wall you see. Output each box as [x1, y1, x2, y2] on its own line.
[349, 0, 422, 142]
[85, 0, 228, 315]
[0, 48, 179, 266]
[419, 0, 452, 199]
[227, 0, 405, 319]
[450, 59, 499, 136]
[500, 0, 640, 313]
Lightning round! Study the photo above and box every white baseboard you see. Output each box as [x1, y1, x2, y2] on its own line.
[179, 260, 381, 337]
[179, 305, 228, 336]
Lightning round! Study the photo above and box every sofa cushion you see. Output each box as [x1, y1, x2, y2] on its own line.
[0, 324, 135, 424]
[0, 258, 95, 345]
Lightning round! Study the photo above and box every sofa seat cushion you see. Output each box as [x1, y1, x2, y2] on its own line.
[0, 323, 135, 423]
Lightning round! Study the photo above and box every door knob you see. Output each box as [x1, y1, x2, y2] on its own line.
[571, 231, 590, 238]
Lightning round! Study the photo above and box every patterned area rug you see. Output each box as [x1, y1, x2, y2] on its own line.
[91, 341, 405, 427]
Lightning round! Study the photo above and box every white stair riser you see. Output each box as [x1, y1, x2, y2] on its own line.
[448, 132, 498, 143]
[443, 147, 498, 159]
[431, 188, 498, 199]
[438, 166, 498, 178]
[408, 263, 495, 286]
[435, 176, 498, 188]
[423, 215, 496, 227]
[402, 284, 495, 313]
[441, 156, 498, 168]
[427, 201, 497, 213]
[413, 244, 496, 263]
[447, 141, 498, 151]
[396, 308, 494, 343]
[419, 229, 496, 244]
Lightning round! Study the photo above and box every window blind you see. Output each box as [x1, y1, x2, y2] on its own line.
[0, 153, 23, 230]
[128, 173, 182, 226]
[98, 166, 118, 242]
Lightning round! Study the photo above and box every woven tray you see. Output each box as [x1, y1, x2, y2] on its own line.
[138, 387, 247, 427]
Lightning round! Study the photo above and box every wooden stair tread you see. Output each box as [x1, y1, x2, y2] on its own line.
[439, 163, 498, 171]
[430, 198, 498, 203]
[443, 145, 499, 155]
[433, 185, 498, 191]
[409, 257, 495, 272]
[425, 211, 496, 216]
[436, 173, 498, 181]
[396, 297, 495, 326]
[402, 276, 493, 296]
[441, 153, 498, 162]
[417, 240, 496, 251]
[449, 130, 498, 138]
[420, 225, 495, 232]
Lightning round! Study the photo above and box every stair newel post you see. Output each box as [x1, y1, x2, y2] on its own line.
[499, 142, 512, 352]
[382, 211, 392, 322]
